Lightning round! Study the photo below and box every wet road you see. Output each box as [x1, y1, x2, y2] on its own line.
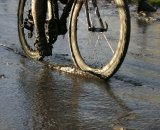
[0, 1, 160, 130]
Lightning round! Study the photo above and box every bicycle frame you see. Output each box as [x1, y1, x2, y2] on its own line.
[47, 0, 74, 22]
[47, 0, 107, 33]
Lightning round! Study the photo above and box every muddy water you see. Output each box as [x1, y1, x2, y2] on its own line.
[0, 1, 160, 130]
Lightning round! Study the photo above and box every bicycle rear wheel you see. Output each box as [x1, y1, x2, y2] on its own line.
[69, 0, 130, 79]
[18, 0, 42, 60]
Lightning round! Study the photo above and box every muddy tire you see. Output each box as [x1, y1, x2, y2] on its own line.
[18, 0, 42, 60]
[69, 0, 130, 79]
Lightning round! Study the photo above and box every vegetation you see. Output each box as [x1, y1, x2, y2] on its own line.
[147, 0, 160, 6]
[128, 0, 160, 6]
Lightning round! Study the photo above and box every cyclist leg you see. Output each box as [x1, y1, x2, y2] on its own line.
[32, 0, 52, 56]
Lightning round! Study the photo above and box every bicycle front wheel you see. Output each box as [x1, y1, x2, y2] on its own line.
[69, 0, 130, 79]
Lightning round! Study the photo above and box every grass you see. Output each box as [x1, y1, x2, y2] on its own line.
[147, 0, 160, 6]
[129, 0, 160, 6]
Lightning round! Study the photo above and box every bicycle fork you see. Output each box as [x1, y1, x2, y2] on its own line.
[85, 0, 108, 32]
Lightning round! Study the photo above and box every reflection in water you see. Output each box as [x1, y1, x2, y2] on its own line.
[16, 59, 134, 129]
[137, 20, 148, 33]
[18, 62, 80, 129]
[136, 20, 149, 53]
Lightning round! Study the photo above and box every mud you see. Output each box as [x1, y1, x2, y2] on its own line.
[0, 1, 160, 130]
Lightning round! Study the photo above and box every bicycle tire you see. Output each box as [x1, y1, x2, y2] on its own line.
[18, 0, 42, 60]
[69, 0, 130, 79]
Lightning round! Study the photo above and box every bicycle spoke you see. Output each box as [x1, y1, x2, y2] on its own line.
[102, 33, 114, 54]
[90, 33, 100, 63]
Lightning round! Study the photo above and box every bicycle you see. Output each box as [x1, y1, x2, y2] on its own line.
[17, 0, 130, 79]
